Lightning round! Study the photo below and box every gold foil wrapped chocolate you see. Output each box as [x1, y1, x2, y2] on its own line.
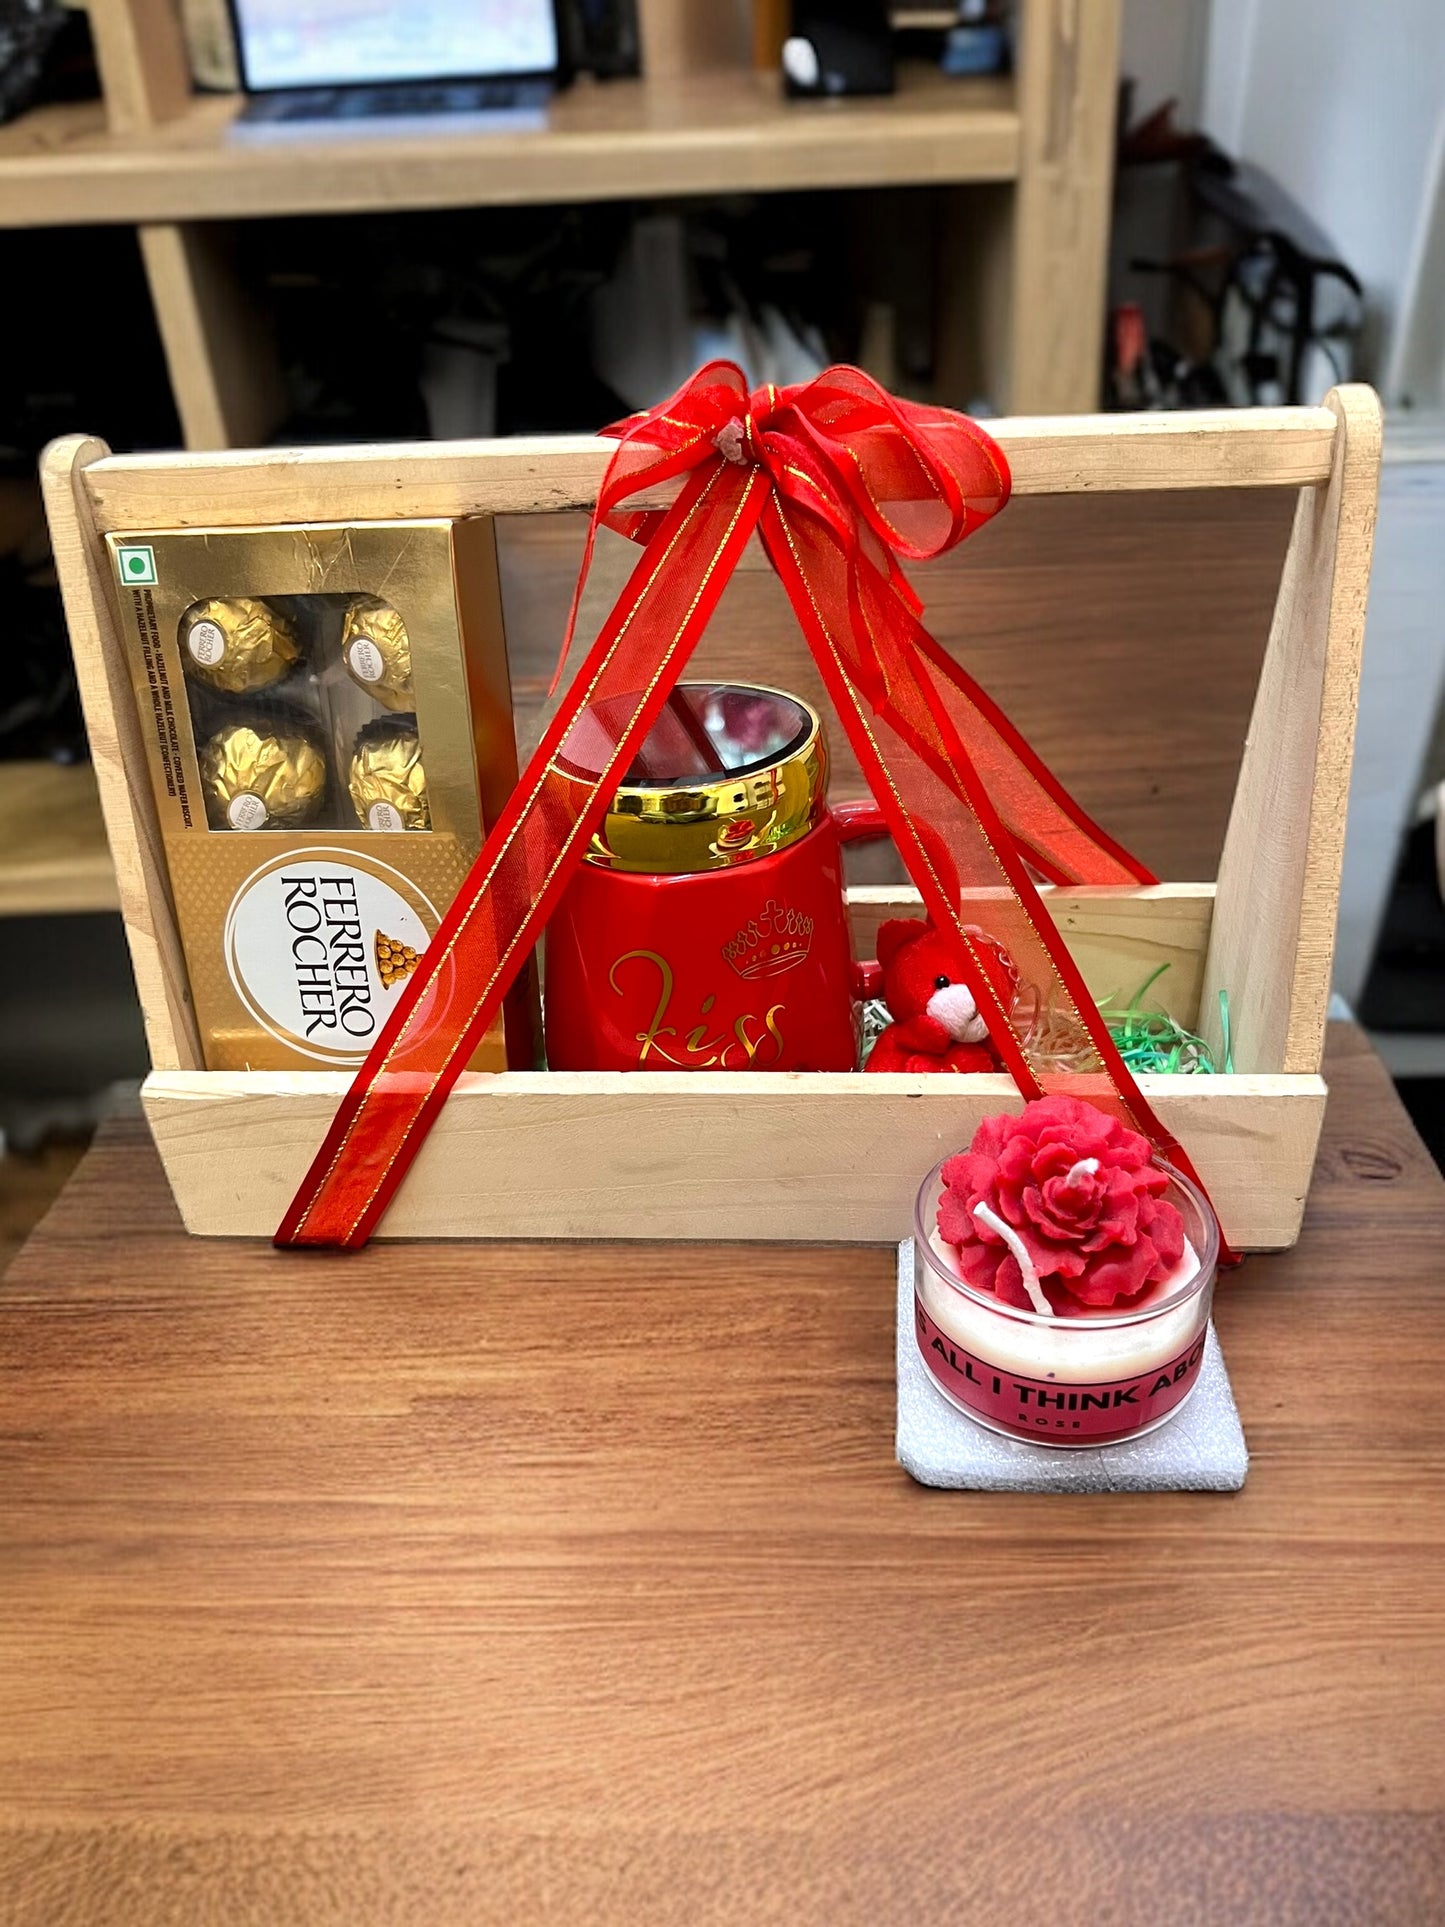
[340, 595, 413, 710]
[180, 597, 299, 694]
[348, 714, 430, 831]
[199, 722, 327, 830]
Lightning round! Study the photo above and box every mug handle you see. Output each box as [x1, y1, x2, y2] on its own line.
[833, 797, 890, 845]
[833, 798, 892, 999]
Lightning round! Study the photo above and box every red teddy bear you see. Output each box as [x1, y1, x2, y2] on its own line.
[865, 918, 1017, 1074]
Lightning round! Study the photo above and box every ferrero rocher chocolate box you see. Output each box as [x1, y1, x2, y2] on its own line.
[104, 520, 524, 1073]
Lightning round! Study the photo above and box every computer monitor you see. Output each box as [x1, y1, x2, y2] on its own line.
[232, 0, 561, 94]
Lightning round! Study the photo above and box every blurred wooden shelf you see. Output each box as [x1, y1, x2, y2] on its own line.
[8, 0, 1120, 444]
[0, 67, 1018, 227]
[0, 763, 117, 917]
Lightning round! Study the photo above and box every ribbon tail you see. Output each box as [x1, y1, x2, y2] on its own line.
[908, 637, 1235, 1257]
[762, 500, 1041, 1097]
[547, 415, 731, 698]
[819, 524, 1153, 887]
[277, 456, 764, 1249]
[762, 497, 1235, 1261]
[905, 621, 1157, 887]
[841, 544, 1154, 887]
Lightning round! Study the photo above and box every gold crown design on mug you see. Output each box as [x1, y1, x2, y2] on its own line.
[722, 898, 816, 980]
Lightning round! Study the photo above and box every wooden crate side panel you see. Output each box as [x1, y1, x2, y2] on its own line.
[81, 408, 1340, 533]
[1201, 385, 1382, 1075]
[144, 1068, 1325, 1249]
[39, 435, 198, 1070]
[848, 882, 1214, 1028]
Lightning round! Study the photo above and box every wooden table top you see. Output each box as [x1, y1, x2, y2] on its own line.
[1, 1022, 1442, 1923]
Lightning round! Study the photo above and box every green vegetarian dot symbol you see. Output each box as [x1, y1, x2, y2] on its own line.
[128, 555, 146, 574]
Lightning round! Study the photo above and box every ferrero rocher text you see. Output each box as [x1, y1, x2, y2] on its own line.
[180, 597, 299, 694]
[340, 595, 413, 710]
[347, 714, 430, 830]
[200, 722, 327, 830]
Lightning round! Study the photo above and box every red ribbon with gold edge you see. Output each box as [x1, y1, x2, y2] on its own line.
[276, 363, 1223, 1251]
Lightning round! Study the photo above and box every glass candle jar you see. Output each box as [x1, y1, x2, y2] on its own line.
[912, 1158, 1219, 1447]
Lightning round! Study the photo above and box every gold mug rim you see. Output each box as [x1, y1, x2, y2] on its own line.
[580, 681, 828, 875]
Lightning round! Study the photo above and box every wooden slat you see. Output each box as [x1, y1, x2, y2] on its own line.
[993, 408, 1338, 491]
[1201, 386, 1383, 1074]
[0, 70, 1019, 231]
[81, 408, 1340, 532]
[849, 882, 1215, 1027]
[143, 1065, 1325, 1248]
[38, 437, 199, 1069]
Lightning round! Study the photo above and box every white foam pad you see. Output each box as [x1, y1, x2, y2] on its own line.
[895, 1242, 1248, 1492]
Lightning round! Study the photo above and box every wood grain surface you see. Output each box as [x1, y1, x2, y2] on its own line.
[0, 66, 1020, 231]
[140, 1057, 1326, 1249]
[0, 1023, 1442, 1924]
[1201, 386, 1381, 1075]
[40, 437, 204, 1071]
[498, 486, 1300, 885]
[81, 410, 1336, 533]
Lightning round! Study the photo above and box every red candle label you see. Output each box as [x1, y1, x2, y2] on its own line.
[915, 1294, 1206, 1444]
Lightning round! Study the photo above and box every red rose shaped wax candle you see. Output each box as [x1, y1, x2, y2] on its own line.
[939, 1097, 1186, 1309]
[913, 1097, 1219, 1446]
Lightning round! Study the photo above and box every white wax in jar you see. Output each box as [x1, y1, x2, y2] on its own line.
[916, 1227, 1204, 1383]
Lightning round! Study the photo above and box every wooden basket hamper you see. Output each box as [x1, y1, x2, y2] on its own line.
[42, 388, 1381, 1246]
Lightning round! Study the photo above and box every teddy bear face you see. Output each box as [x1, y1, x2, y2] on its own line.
[926, 979, 989, 1044]
[875, 918, 1016, 1034]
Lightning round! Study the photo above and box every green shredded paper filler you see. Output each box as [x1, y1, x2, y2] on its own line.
[1104, 965, 1234, 1076]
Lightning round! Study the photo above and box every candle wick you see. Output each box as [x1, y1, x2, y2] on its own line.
[972, 1201, 1053, 1315]
[1065, 1157, 1100, 1186]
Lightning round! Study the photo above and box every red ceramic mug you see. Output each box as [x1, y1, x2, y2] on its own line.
[544, 683, 886, 1072]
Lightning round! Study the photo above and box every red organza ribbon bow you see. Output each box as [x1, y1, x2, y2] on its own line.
[277, 362, 1207, 1249]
